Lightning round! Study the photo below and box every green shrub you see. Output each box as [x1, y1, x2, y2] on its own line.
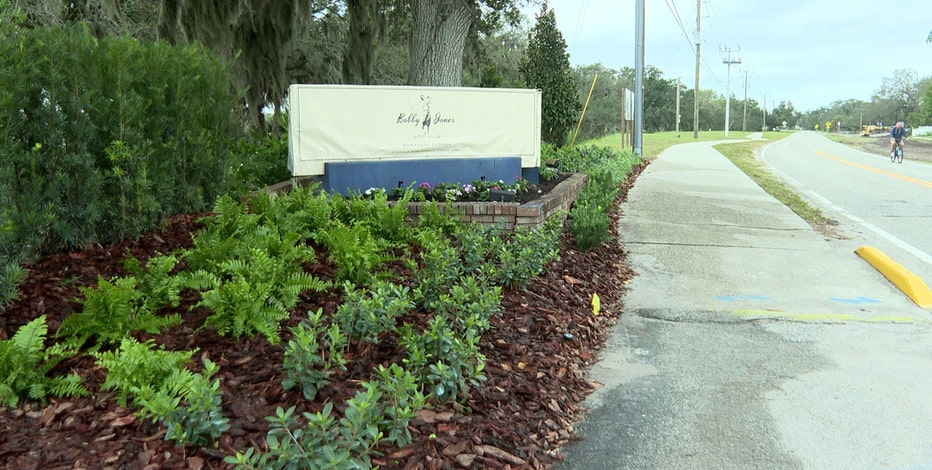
[229, 119, 292, 196]
[0, 23, 240, 255]
[399, 315, 487, 404]
[281, 309, 348, 401]
[570, 169, 619, 251]
[227, 367, 425, 469]
[332, 281, 413, 344]
[494, 216, 562, 287]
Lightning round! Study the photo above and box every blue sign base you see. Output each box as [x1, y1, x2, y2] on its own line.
[323, 157, 539, 196]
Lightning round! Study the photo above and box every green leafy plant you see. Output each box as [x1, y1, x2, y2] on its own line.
[228, 368, 425, 470]
[411, 229, 463, 309]
[399, 315, 487, 404]
[249, 182, 332, 242]
[281, 309, 348, 401]
[372, 364, 426, 447]
[539, 165, 559, 181]
[0, 316, 88, 407]
[413, 201, 464, 235]
[332, 280, 413, 344]
[453, 223, 502, 275]
[494, 215, 562, 287]
[225, 404, 361, 470]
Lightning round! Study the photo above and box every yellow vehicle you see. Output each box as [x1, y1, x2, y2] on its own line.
[861, 125, 879, 136]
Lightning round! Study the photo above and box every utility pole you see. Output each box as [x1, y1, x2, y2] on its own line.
[692, 0, 701, 139]
[633, 0, 645, 156]
[762, 94, 767, 130]
[675, 78, 681, 137]
[721, 47, 741, 137]
[741, 69, 748, 132]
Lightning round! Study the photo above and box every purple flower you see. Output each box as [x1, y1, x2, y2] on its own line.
[419, 182, 431, 190]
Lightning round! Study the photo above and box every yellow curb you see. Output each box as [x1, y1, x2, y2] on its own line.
[855, 246, 932, 309]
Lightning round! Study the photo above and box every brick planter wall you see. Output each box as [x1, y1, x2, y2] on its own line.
[404, 173, 588, 230]
[263, 173, 588, 231]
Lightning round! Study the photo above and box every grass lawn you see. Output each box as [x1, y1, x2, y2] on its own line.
[584, 130, 765, 159]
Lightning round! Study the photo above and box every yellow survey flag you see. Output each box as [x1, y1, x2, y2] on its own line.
[591, 292, 601, 315]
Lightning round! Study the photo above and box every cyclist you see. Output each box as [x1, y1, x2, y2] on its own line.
[890, 121, 906, 157]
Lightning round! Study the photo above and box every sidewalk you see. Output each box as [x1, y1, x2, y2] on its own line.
[555, 138, 932, 470]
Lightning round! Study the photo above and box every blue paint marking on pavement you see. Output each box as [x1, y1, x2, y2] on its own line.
[716, 295, 772, 302]
[829, 296, 882, 305]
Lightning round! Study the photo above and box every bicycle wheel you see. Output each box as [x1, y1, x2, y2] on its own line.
[891, 149, 896, 163]
[897, 147, 903, 163]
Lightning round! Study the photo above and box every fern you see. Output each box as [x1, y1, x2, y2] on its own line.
[251, 182, 332, 241]
[198, 275, 287, 343]
[123, 253, 182, 314]
[320, 222, 393, 286]
[191, 247, 329, 344]
[94, 338, 228, 446]
[0, 316, 88, 407]
[57, 275, 182, 350]
[0, 260, 28, 311]
[94, 337, 197, 407]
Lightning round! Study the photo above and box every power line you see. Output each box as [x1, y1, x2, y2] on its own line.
[665, 0, 693, 45]
[661, 0, 725, 88]
[569, 0, 590, 58]
[706, 1, 739, 49]
[600, 2, 625, 61]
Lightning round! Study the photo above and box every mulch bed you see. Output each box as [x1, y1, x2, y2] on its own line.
[0, 164, 646, 470]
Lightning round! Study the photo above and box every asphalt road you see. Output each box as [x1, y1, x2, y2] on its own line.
[557, 134, 932, 470]
[762, 131, 932, 285]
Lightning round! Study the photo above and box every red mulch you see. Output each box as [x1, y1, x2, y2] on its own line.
[0, 164, 646, 470]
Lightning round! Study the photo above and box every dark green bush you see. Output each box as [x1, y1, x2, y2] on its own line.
[0, 23, 240, 256]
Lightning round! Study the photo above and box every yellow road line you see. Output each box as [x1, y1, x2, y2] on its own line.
[812, 150, 932, 188]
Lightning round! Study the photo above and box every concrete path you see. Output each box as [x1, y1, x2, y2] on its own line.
[557, 138, 932, 470]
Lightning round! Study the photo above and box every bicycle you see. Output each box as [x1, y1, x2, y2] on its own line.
[891, 140, 904, 163]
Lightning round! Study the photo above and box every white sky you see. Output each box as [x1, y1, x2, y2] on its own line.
[523, 0, 932, 112]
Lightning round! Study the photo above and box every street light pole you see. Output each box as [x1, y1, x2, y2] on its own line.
[633, 0, 645, 156]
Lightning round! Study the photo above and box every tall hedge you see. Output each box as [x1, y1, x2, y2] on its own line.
[0, 23, 241, 259]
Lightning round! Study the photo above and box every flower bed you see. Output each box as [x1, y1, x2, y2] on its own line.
[404, 173, 587, 230]
[265, 173, 588, 231]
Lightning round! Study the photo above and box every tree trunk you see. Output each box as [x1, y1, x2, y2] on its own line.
[407, 0, 475, 86]
[342, 0, 379, 85]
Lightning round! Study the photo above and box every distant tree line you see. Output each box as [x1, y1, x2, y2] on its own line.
[5, 0, 931, 142]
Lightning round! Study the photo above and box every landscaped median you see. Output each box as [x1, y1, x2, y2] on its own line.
[855, 246, 932, 309]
